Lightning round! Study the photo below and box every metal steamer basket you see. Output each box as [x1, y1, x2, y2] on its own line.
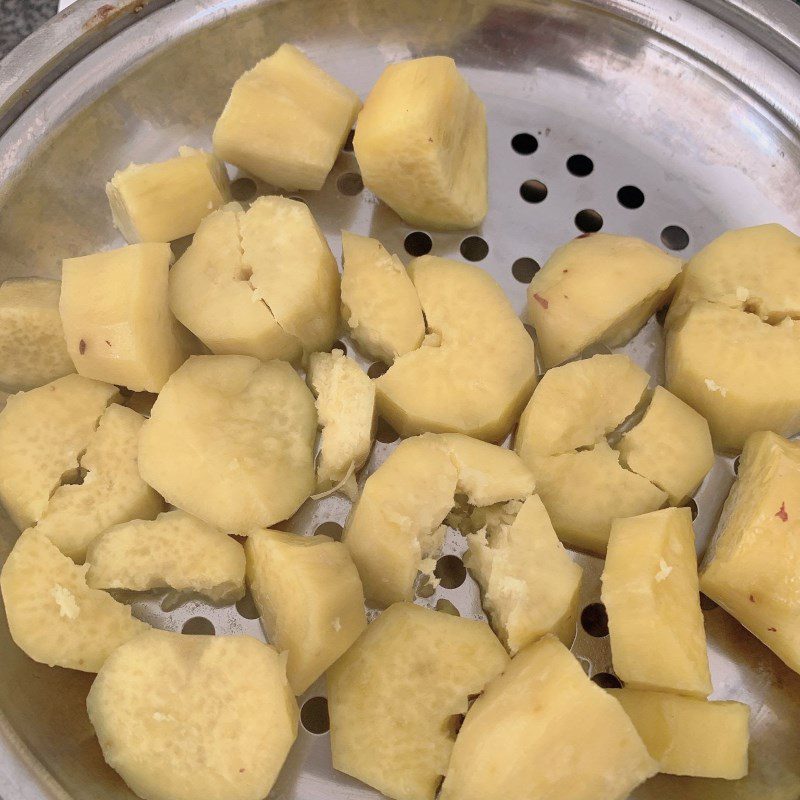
[1, 0, 800, 798]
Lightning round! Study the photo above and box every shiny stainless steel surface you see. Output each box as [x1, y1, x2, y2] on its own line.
[1, 0, 800, 798]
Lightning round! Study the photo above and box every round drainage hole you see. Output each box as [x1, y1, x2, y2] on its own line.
[315, 521, 344, 541]
[375, 418, 400, 444]
[404, 231, 432, 257]
[567, 154, 594, 177]
[520, 180, 548, 203]
[435, 555, 467, 590]
[581, 603, 609, 637]
[617, 185, 645, 209]
[230, 177, 258, 202]
[700, 593, 719, 611]
[685, 497, 699, 521]
[575, 209, 603, 233]
[367, 361, 389, 379]
[301, 696, 330, 734]
[460, 236, 489, 262]
[661, 225, 690, 251]
[235, 592, 260, 620]
[337, 172, 363, 196]
[511, 133, 538, 155]
[591, 672, 623, 689]
[512, 257, 540, 283]
[330, 340, 347, 355]
[182, 617, 215, 635]
[343, 129, 355, 152]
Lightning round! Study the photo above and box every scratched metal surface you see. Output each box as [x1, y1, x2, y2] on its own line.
[1, 0, 800, 798]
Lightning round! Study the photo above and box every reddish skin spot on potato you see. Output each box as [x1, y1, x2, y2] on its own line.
[776, 502, 788, 522]
[768, 627, 777, 632]
[749, 594, 756, 603]
[532, 293, 549, 310]
[79, 339, 86, 355]
[239, 768, 245, 773]
[105, 340, 112, 347]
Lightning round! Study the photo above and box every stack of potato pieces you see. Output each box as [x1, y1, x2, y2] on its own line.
[4, 37, 800, 800]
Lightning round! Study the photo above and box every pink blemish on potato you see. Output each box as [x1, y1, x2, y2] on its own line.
[776, 502, 789, 522]
[532, 293, 549, 310]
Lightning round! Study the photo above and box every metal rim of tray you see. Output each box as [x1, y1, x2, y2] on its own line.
[1, 1, 800, 799]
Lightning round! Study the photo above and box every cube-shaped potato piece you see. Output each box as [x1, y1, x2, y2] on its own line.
[308, 350, 375, 499]
[353, 56, 487, 230]
[344, 433, 534, 606]
[328, 603, 508, 800]
[667, 223, 800, 325]
[532, 440, 667, 554]
[609, 688, 749, 779]
[602, 507, 711, 697]
[170, 197, 340, 362]
[466, 495, 582, 652]
[245, 528, 366, 694]
[376, 257, 537, 441]
[439, 636, 657, 800]
[86, 510, 245, 603]
[213, 43, 361, 191]
[87, 630, 298, 800]
[515, 353, 649, 460]
[138, 355, 317, 533]
[0, 530, 147, 671]
[35, 404, 163, 562]
[60, 243, 192, 392]
[666, 300, 800, 452]
[700, 431, 800, 674]
[0, 278, 74, 392]
[340, 231, 424, 363]
[527, 234, 682, 368]
[0, 374, 119, 530]
[106, 147, 230, 243]
[618, 386, 714, 504]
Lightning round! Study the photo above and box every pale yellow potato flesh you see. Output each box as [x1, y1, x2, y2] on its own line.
[60, 242, 192, 392]
[344, 434, 457, 606]
[353, 56, 487, 230]
[618, 386, 714, 504]
[328, 603, 508, 800]
[0, 278, 74, 392]
[527, 234, 682, 368]
[530, 440, 667, 554]
[138, 355, 317, 533]
[87, 630, 298, 800]
[439, 635, 657, 800]
[340, 231, 424, 363]
[344, 433, 534, 606]
[86, 510, 245, 603]
[666, 299, 800, 453]
[466, 495, 583, 652]
[515, 353, 649, 460]
[376, 257, 537, 441]
[700, 431, 800, 674]
[602, 507, 711, 697]
[106, 146, 230, 243]
[608, 688, 750, 779]
[307, 349, 375, 499]
[0, 374, 119, 530]
[213, 43, 361, 190]
[0, 530, 147, 671]
[35, 404, 163, 563]
[168, 204, 301, 363]
[667, 223, 800, 325]
[241, 196, 340, 357]
[245, 529, 366, 695]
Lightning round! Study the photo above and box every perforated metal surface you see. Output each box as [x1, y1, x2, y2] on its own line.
[1, 1, 800, 799]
